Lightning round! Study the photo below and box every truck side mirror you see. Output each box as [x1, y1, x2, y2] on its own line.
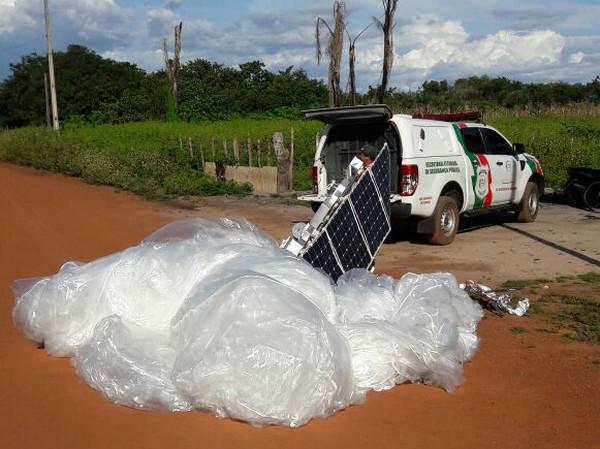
[513, 143, 526, 154]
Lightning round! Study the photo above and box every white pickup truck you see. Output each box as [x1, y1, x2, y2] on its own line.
[299, 105, 544, 245]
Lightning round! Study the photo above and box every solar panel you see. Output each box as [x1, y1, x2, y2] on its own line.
[370, 148, 391, 217]
[302, 233, 344, 281]
[326, 201, 372, 271]
[287, 144, 392, 281]
[349, 174, 390, 254]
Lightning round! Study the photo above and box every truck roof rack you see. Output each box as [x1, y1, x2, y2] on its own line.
[412, 111, 483, 123]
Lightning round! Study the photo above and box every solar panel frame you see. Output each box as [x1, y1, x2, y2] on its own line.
[299, 144, 392, 281]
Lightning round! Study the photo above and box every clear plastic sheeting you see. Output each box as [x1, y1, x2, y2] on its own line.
[336, 271, 483, 392]
[13, 218, 483, 427]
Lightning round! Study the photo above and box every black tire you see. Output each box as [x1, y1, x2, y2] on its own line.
[517, 181, 540, 222]
[427, 196, 460, 245]
[583, 181, 600, 213]
[310, 201, 321, 213]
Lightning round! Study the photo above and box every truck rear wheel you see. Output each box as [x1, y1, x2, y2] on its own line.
[427, 196, 459, 245]
[517, 182, 540, 222]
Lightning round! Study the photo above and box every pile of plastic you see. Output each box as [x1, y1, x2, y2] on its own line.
[13, 218, 483, 427]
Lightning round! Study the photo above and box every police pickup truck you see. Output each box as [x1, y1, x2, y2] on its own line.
[299, 105, 544, 245]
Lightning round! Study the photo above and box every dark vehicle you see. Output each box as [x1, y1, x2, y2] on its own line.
[565, 167, 600, 212]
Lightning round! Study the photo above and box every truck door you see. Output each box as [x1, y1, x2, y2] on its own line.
[480, 128, 518, 205]
[459, 127, 491, 209]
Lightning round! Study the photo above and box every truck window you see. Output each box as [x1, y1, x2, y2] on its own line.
[460, 128, 485, 154]
[481, 128, 513, 155]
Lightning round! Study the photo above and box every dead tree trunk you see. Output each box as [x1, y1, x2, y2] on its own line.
[375, 1, 398, 104]
[163, 22, 183, 106]
[316, 2, 346, 107]
[346, 22, 373, 106]
[348, 44, 357, 105]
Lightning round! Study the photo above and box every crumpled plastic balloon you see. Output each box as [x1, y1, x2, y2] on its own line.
[13, 218, 482, 427]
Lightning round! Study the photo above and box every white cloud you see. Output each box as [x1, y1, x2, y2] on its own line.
[0, 0, 37, 36]
[569, 52, 585, 64]
[1, 1, 598, 89]
[395, 19, 564, 75]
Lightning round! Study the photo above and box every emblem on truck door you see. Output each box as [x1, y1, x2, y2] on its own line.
[476, 166, 489, 198]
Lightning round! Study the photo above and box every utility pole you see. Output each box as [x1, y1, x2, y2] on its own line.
[43, 73, 51, 128]
[43, 0, 59, 131]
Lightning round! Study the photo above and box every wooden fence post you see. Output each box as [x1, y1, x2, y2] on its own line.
[289, 127, 294, 191]
[274, 132, 290, 193]
[257, 139, 262, 167]
[223, 140, 228, 159]
[187, 137, 194, 159]
[247, 136, 252, 167]
[199, 143, 205, 170]
[233, 138, 240, 164]
[211, 136, 216, 161]
[268, 141, 273, 166]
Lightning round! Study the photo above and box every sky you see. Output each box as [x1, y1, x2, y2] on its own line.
[0, 0, 599, 91]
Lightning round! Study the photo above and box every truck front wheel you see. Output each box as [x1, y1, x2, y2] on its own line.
[427, 196, 460, 245]
[517, 182, 540, 222]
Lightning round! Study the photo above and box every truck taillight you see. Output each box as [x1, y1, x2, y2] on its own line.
[312, 166, 318, 194]
[400, 164, 419, 196]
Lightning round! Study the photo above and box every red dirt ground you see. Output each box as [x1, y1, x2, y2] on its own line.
[1, 162, 599, 449]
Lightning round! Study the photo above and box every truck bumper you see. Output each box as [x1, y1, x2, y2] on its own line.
[390, 201, 412, 222]
[297, 194, 327, 202]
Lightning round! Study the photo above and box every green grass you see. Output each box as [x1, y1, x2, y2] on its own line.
[1, 114, 598, 197]
[555, 275, 577, 283]
[535, 294, 600, 343]
[487, 116, 600, 189]
[578, 272, 600, 284]
[500, 278, 550, 289]
[0, 119, 323, 197]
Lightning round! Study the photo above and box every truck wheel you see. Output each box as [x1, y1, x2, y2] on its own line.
[583, 181, 600, 212]
[310, 202, 321, 213]
[517, 182, 540, 222]
[427, 196, 459, 245]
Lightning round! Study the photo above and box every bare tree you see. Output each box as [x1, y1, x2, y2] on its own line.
[163, 22, 183, 106]
[373, 0, 398, 104]
[346, 22, 374, 105]
[316, 2, 346, 107]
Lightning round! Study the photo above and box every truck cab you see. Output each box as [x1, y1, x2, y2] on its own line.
[300, 105, 544, 245]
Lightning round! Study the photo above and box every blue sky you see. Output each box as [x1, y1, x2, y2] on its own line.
[1, 0, 599, 90]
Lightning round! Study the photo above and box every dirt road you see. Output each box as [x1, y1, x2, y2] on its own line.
[1, 162, 599, 449]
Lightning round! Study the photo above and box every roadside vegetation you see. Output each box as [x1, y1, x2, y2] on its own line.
[1, 45, 599, 196]
[2, 113, 598, 195]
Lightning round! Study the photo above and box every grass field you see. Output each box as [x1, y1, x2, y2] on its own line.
[0, 114, 598, 198]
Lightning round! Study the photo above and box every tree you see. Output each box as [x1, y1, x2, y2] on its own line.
[374, 0, 398, 104]
[0, 45, 145, 127]
[163, 22, 183, 108]
[346, 21, 375, 105]
[316, 1, 346, 107]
